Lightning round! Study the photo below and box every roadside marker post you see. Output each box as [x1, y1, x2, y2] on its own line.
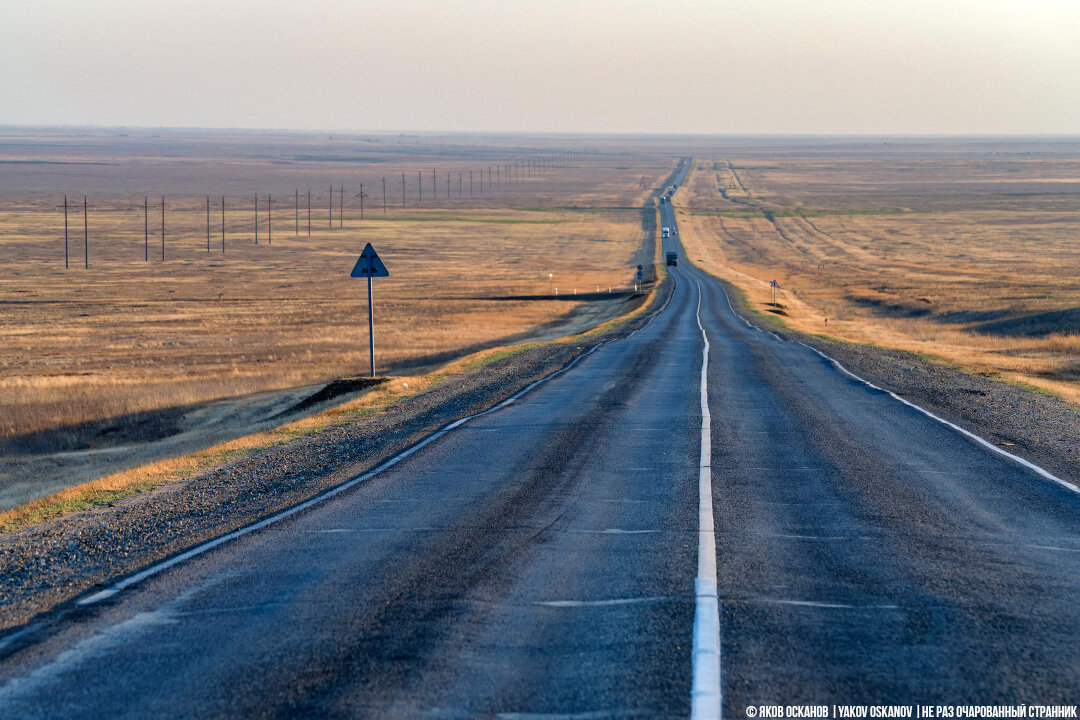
[636, 264, 644, 293]
[351, 243, 390, 378]
[770, 279, 779, 308]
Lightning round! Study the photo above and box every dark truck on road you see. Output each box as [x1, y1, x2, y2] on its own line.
[666, 252, 678, 266]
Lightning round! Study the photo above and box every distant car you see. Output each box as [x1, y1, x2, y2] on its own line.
[661, 227, 670, 238]
[666, 252, 678, 266]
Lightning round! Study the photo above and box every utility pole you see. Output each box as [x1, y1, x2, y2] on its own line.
[161, 196, 165, 261]
[143, 196, 148, 262]
[268, 193, 272, 245]
[254, 193, 258, 245]
[83, 196, 88, 269]
[221, 196, 225, 253]
[206, 195, 210, 252]
[64, 195, 69, 269]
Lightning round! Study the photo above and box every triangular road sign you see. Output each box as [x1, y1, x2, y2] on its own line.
[351, 243, 389, 278]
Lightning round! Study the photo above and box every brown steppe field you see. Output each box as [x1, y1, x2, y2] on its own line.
[673, 139, 1080, 404]
[0, 129, 674, 508]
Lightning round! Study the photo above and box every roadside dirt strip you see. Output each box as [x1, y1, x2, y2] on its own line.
[0, 284, 671, 633]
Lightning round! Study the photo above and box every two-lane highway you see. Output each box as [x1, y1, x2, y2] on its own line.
[3, 162, 1080, 718]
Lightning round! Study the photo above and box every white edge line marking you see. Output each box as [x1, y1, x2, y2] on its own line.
[793, 341, 1080, 496]
[76, 278, 679, 607]
[691, 278, 722, 720]
[702, 269, 1077, 497]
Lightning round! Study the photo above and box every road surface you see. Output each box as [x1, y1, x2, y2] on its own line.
[2, 164, 1080, 718]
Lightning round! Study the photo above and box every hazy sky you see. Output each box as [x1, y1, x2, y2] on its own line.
[2, 0, 1078, 134]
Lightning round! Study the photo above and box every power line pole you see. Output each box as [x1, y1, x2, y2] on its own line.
[268, 193, 272, 245]
[161, 196, 165, 261]
[143, 196, 148, 262]
[83, 196, 88, 269]
[221, 196, 225, 253]
[206, 195, 210, 252]
[63, 195, 69, 269]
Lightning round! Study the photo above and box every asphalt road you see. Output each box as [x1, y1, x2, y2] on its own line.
[3, 165, 1080, 718]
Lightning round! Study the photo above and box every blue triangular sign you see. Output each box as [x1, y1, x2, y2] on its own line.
[351, 243, 389, 278]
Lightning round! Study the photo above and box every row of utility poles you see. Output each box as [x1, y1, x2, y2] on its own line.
[57, 152, 578, 267]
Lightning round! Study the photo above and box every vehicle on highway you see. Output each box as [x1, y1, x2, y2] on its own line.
[662, 227, 670, 238]
[666, 251, 678, 266]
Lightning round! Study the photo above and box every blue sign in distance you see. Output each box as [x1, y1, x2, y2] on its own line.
[351, 243, 389, 278]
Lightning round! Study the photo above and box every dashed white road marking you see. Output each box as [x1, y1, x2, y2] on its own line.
[763, 598, 900, 610]
[531, 596, 670, 608]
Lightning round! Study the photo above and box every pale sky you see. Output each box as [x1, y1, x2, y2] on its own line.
[2, 0, 1078, 134]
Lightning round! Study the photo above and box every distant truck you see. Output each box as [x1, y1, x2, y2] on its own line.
[661, 227, 670, 238]
[666, 252, 678, 266]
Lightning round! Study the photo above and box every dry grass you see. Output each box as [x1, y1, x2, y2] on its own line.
[0, 128, 674, 507]
[675, 150, 1080, 403]
[0, 272, 665, 532]
[0, 131, 669, 444]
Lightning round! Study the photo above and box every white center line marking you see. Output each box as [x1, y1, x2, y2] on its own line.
[692, 278, 722, 720]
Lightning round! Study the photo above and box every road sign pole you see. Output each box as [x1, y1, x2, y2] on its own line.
[351, 243, 389, 377]
[367, 256, 375, 377]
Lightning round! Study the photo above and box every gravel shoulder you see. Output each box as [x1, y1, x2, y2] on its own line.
[0, 281, 672, 634]
[721, 280, 1080, 489]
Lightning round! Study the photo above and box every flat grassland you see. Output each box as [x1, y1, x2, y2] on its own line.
[0, 129, 672, 506]
[674, 139, 1080, 403]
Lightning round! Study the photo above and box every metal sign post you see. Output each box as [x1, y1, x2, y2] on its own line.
[351, 243, 390, 377]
